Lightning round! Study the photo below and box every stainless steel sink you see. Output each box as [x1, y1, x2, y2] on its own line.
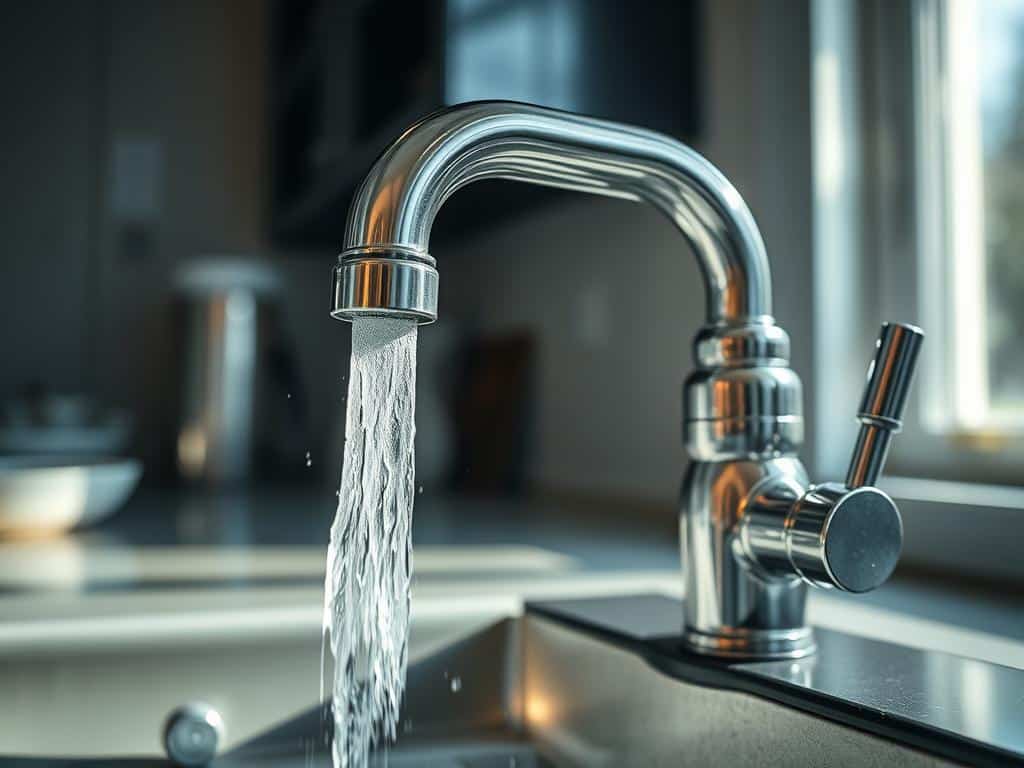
[0, 548, 674, 764]
[217, 618, 548, 767]
[213, 602, 1023, 768]
[3, 588, 1021, 766]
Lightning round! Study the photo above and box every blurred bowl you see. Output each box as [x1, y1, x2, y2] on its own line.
[0, 457, 142, 538]
[0, 394, 131, 456]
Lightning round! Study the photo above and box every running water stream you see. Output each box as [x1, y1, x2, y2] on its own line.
[322, 317, 418, 768]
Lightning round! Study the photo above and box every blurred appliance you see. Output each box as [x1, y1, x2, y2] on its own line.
[175, 259, 306, 487]
[269, 0, 701, 246]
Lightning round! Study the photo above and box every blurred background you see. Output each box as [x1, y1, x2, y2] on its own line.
[5, 1, 1024, 759]
[1, 0, 1023, 600]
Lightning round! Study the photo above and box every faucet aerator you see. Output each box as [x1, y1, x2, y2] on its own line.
[332, 253, 439, 324]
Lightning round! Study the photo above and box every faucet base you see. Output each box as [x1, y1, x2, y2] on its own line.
[683, 626, 816, 660]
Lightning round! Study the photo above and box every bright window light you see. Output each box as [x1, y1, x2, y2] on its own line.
[918, 0, 1024, 432]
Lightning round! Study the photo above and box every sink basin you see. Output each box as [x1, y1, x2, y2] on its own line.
[0, 563, 676, 764]
[2, 586, 1021, 766]
[218, 595, 1024, 768]
[217, 618, 548, 767]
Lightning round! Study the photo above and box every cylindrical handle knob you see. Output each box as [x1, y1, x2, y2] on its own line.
[786, 482, 903, 592]
[743, 480, 904, 593]
[846, 322, 924, 488]
[163, 702, 224, 766]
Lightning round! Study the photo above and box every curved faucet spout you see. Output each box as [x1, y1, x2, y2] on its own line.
[338, 101, 771, 324]
[331, 101, 914, 662]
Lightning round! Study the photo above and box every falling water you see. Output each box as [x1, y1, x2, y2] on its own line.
[322, 317, 418, 768]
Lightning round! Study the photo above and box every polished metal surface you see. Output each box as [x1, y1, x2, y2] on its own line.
[337, 100, 771, 324]
[847, 322, 925, 487]
[683, 365, 804, 460]
[681, 459, 815, 659]
[335, 100, 800, 460]
[742, 481, 903, 593]
[163, 701, 224, 766]
[333, 101, 920, 659]
[331, 255, 438, 323]
[692, 321, 791, 367]
[683, 323, 921, 658]
[214, 618, 545, 768]
[174, 260, 282, 487]
[786, 483, 902, 592]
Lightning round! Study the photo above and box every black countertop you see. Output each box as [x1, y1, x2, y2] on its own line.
[530, 594, 1024, 768]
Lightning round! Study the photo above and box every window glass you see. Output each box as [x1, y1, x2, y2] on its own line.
[977, 0, 1024, 412]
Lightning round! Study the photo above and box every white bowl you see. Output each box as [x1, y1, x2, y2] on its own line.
[0, 457, 142, 538]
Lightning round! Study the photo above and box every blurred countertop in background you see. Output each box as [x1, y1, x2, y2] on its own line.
[0, 489, 1020, 667]
[0, 490, 680, 595]
[0, 490, 688, 660]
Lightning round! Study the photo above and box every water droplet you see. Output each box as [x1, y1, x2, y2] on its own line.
[418, 485, 423, 494]
[305, 451, 312, 468]
[287, 393, 292, 399]
[450, 676, 461, 693]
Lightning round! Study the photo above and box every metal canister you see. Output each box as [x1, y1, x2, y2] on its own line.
[174, 258, 294, 487]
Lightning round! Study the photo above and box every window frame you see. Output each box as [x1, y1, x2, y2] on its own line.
[817, 0, 1024, 488]
[811, 0, 1024, 583]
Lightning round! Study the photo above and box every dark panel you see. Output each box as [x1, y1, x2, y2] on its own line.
[528, 595, 1024, 768]
[269, 0, 702, 248]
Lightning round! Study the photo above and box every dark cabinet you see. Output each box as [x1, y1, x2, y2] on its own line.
[271, 0, 702, 248]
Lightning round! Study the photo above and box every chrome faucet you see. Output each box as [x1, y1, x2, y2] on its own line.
[331, 101, 923, 659]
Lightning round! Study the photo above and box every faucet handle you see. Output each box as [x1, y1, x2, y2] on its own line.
[746, 323, 923, 592]
[846, 323, 924, 488]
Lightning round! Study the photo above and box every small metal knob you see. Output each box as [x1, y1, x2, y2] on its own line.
[163, 702, 225, 767]
[786, 482, 903, 592]
[846, 322, 924, 488]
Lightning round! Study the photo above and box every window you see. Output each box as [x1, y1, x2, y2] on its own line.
[812, 0, 1024, 578]
[811, 0, 1024, 486]
[852, 0, 1024, 485]
[916, 0, 1024, 435]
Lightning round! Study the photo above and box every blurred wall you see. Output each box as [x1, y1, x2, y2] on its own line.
[442, 0, 815, 504]
[0, 0, 813, 498]
[1, 1, 99, 399]
[0, 0, 345, 481]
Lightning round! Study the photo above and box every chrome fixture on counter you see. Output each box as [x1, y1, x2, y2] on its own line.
[331, 101, 922, 659]
[163, 701, 224, 766]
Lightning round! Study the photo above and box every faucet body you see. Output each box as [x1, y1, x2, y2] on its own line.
[333, 102, 920, 659]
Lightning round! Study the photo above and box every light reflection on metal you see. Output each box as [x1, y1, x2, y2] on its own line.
[524, 694, 552, 725]
[332, 102, 922, 659]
